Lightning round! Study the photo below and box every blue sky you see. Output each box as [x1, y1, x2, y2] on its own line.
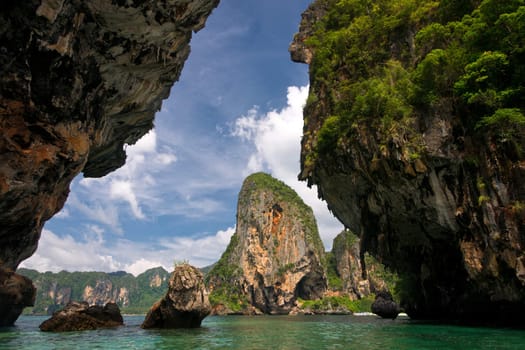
[21, 0, 343, 275]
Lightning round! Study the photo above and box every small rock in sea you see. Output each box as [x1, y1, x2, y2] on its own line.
[141, 264, 211, 329]
[371, 291, 400, 319]
[39, 301, 123, 332]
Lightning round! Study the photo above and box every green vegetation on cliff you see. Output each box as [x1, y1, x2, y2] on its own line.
[306, 0, 525, 163]
[298, 295, 375, 313]
[328, 230, 398, 298]
[241, 172, 325, 255]
[325, 251, 343, 291]
[206, 172, 327, 313]
[205, 233, 248, 313]
[17, 267, 169, 315]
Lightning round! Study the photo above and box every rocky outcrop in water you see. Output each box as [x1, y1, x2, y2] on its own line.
[206, 172, 327, 314]
[0, 0, 219, 325]
[0, 267, 35, 327]
[291, 0, 525, 323]
[371, 291, 400, 320]
[39, 301, 123, 332]
[142, 264, 210, 329]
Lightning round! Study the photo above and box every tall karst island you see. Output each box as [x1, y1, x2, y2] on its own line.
[206, 172, 391, 315]
[290, 0, 524, 323]
[206, 172, 328, 315]
[0, 0, 219, 326]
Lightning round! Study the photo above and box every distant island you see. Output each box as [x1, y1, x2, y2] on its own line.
[18, 267, 170, 315]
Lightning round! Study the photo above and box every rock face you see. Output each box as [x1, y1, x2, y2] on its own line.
[207, 172, 327, 314]
[330, 230, 391, 299]
[82, 280, 130, 307]
[0, 267, 36, 327]
[18, 267, 169, 315]
[142, 264, 210, 329]
[39, 301, 123, 332]
[371, 291, 400, 320]
[291, 0, 525, 322]
[0, 0, 219, 324]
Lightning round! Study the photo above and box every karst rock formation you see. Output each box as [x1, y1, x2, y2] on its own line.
[141, 264, 211, 329]
[0, 0, 219, 325]
[207, 173, 327, 314]
[290, 0, 525, 323]
[39, 301, 123, 332]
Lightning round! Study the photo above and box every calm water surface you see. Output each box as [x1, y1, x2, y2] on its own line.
[1, 315, 525, 349]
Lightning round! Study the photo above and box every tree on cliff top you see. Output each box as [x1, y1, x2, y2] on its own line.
[306, 0, 524, 164]
[206, 172, 327, 314]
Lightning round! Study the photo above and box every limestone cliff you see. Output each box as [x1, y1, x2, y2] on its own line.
[18, 267, 169, 315]
[0, 0, 218, 325]
[142, 264, 210, 329]
[328, 230, 393, 299]
[82, 280, 130, 307]
[291, 0, 525, 323]
[207, 172, 327, 314]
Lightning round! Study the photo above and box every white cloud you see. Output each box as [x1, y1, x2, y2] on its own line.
[232, 85, 344, 249]
[21, 229, 121, 273]
[70, 129, 178, 233]
[159, 226, 235, 267]
[109, 180, 145, 219]
[123, 259, 166, 277]
[67, 193, 122, 234]
[21, 226, 235, 275]
[126, 129, 156, 154]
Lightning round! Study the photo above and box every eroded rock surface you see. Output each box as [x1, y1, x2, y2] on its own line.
[0, 267, 36, 327]
[291, 0, 525, 322]
[207, 172, 327, 314]
[142, 264, 210, 329]
[39, 301, 123, 332]
[0, 0, 219, 325]
[371, 291, 400, 320]
[330, 230, 391, 299]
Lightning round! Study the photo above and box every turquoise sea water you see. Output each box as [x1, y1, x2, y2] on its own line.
[1, 315, 525, 349]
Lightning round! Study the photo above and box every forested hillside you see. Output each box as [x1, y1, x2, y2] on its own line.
[18, 267, 169, 315]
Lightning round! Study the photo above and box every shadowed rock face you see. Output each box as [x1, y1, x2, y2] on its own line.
[291, 0, 525, 322]
[371, 291, 400, 320]
[142, 264, 211, 329]
[39, 301, 123, 332]
[0, 267, 36, 327]
[0, 0, 218, 325]
[331, 230, 390, 299]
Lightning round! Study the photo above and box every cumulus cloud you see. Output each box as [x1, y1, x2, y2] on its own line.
[159, 226, 235, 267]
[71, 129, 177, 233]
[109, 180, 145, 220]
[232, 85, 344, 249]
[21, 228, 121, 273]
[67, 193, 122, 234]
[21, 226, 235, 275]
